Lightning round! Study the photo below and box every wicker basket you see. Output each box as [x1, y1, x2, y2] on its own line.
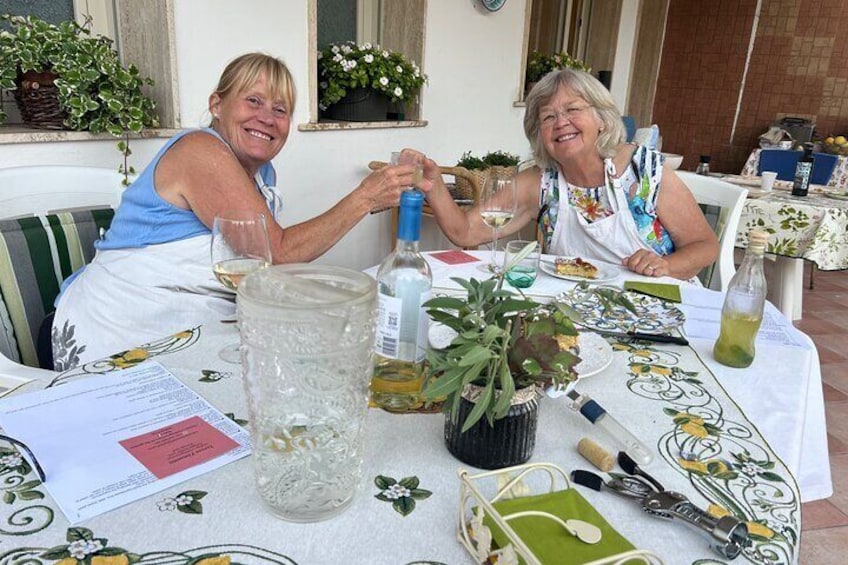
[455, 166, 517, 199]
[13, 70, 66, 129]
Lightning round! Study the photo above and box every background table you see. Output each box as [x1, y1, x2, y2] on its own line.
[0, 252, 830, 564]
[732, 183, 848, 319]
[741, 148, 848, 189]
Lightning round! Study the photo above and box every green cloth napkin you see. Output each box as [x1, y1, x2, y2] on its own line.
[482, 488, 638, 564]
[624, 281, 682, 303]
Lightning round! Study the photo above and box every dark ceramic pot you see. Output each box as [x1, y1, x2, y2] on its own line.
[322, 87, 390, 122]
[444, 385, 539, 470]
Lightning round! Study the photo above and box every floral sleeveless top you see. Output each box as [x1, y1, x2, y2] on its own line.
[537, 145, 674, 255]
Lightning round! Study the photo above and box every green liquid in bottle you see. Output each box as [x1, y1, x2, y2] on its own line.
[713, 311, 762, 368]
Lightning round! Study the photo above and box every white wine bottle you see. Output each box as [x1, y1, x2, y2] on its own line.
[713, 230, 768, 368]
[371, 191, 433, 411]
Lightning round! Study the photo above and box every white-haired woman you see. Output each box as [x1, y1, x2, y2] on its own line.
[418, 68, 718, 281]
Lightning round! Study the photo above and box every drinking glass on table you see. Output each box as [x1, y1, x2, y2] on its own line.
[211, 211, 272, 363]
[504, 240, 540, 289]
[478, 174, 517, 273]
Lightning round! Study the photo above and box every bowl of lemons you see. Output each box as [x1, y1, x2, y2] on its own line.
[823, 135, 848, 156]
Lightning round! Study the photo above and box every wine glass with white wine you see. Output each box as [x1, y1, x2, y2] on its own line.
[211, 211, 272, 363]
[478, 174, 517, 273]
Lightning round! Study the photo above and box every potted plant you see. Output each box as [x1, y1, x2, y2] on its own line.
[454, 150, 522, 200]
[317, 41, 426, 122]
[422, 250, 582, 469]
[525, 50, 590, 95]
[0, 14, 159, 183]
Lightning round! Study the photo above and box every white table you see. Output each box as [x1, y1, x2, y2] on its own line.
[0, 252, 830, 564]
[421, 250, 831, 503]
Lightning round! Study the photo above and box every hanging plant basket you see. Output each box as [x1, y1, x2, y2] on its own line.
[444, 384, 540, 470]
[13, 69, 66, 129]
[321, 87, 390, 122]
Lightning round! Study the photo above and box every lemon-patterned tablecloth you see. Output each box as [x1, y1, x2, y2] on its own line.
[0, 313, 807, 564]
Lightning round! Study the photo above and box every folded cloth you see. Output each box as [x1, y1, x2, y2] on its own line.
[483, 488, 636, 563]
[624, 281, 682, 303]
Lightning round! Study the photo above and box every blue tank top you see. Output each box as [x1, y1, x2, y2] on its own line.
[97, 127, 277, 250]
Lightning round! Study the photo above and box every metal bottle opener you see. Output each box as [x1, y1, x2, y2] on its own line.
[571, 452, 751, 560]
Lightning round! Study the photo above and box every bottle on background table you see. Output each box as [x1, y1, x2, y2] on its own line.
[713, 230, 768, 368]
[371, 190, 433, 411]
[791, 142, 814, 197]
[696, 155, 711, 175]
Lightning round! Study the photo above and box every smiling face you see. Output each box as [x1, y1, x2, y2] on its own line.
[538, 86, 603, 165]
[209, 74, 290, 176]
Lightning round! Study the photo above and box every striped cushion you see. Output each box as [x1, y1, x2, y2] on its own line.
[0, 209, 114, 367]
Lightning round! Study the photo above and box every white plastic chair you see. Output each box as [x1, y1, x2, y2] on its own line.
[677, 172, 748, 291]
[0, 165, 128, 218]
[0, 165, 129, 381]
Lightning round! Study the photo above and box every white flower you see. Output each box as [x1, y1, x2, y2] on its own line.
[396, 65, 403, 73]
[341, 45, 352, 54]
[382, 483, 411, 500]
[413, 68, 420, 78]
[175, 494, 194, 506]
[85, 540, 104, 554]
[382, 50, 389, 58]
[317, 51, 323, 59]
[364, 54, 374, 63]
[158, 498, 177, 511]
[331, 45, 340, 54]
[332, 53, 343, 62]
[393, 87, 403, 97]
[67, 541, 89, 560]
[0, 454, 22, 467]
[379, 77, 389, 86]
[363, 42, 372, 49]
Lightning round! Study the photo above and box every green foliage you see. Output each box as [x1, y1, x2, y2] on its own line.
[456, 150, 521, 171]
[423, 245, 581, 432]
[456, 150, 487, 171]
[0, 14, 159, 182]
[525, 50, 590, 83]
[317, 41, 426, 110]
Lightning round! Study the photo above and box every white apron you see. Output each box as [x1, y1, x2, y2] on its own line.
[548, 158, 653, 262]
[53, 235, 234, 370]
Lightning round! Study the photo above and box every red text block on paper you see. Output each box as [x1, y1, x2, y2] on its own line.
[430, 250, 479, 265]
[119, 416, 239, 479]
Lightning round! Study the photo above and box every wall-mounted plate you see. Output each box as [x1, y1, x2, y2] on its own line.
[476, 0, 507, 13]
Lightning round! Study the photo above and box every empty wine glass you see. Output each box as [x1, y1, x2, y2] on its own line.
[478, 174, 517, 273]
[211, 211, 272, 363]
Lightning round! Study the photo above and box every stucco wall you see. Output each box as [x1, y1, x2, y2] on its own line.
[1, 0, 639, 270]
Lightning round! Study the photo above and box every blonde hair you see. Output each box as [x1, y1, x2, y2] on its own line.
[213, 52, 296, 114]
[523, 68, 625, 168]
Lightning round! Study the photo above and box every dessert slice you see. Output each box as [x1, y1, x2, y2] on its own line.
[555, 257, 599, 279]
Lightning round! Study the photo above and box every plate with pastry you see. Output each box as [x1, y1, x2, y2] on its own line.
[540, 257, 618, 283]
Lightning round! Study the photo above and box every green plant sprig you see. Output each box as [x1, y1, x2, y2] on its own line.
[423, 243, 581, 432]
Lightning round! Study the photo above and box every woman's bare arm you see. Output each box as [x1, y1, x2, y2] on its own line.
[155, 131, 414, 263]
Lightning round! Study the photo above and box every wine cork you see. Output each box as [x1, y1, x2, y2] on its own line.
[577, 437, 615, 472]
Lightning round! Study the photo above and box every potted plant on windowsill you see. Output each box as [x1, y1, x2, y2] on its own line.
[422, 248, 582, 469]
[525, 50, 590, 96]
[0, 14, 159, 183]
[317, 41, 426, 122]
